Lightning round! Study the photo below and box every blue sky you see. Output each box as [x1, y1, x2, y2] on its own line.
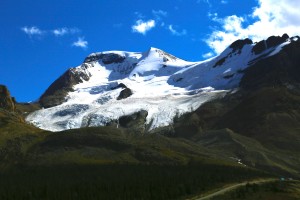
[1, 0, 299, 102]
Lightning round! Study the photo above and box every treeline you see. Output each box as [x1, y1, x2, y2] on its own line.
[0, 163, 270, 200]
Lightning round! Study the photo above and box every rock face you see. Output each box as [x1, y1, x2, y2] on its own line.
[119, 110, 148, 133]
[84, 53, 125, 64]
[117, 88, 133, 100]
[0, 85, 16, 112]
[229, 38, 253, 52]
[241, 36, 300, 90]
[252, 34, 289, 55]
[39, 68, 90, 108]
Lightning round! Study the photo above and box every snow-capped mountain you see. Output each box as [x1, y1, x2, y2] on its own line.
[26, 34, 298, 132]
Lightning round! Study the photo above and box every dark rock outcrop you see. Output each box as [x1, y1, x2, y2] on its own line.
[117, 88, 133, 100]
[102, 53, 125, 64]
[252, 34, 289, 55]
[230, 38, 253, 52]
[119, 110, 148, 133]
[84, 53, 125, 64]
[213, 57, 226, 68]
[266, 34, 289, 48]
[39, 68, 90, 108]
[241, 36, 300, 90]
[252, 40, 266, 55]
[0, 85, 16, 112]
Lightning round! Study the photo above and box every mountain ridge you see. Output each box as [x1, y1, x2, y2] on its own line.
[27, 34, 297, 132]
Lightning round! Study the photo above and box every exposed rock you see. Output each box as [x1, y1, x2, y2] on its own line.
[266, 34, 289, 49]
[119, 110, 148, 133]
[252, 34, 289, 55]
[39, 68, 90, 108]
[230, 38, 253, 52]
[223, 74, 235, 79]
[241, 37, 300, 90]
[0, 85, 16, 112]
[84, 53, 103, 63]
[102, 53, 125, 64]
[213, 57, 226, 68]
[117, 88, 133, 100]
[252, 40, 266, 55]
[84, 53, 125, 64]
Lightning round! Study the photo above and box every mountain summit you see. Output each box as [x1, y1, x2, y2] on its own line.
[27, 34, 299, 132]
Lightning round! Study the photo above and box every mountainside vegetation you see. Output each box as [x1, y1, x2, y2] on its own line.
[1, 36, 300, 199]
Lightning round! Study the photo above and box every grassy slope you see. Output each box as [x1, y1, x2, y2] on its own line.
[0, 106, 273, 200]
[170, 86, 300, 177]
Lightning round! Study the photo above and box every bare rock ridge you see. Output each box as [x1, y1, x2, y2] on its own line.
[84, 52, 126, 64]
[252, 33, 289, 55]
[39, 68, 91, 108]
[241, 35, 300, 89]
[0, 85, 16, 112]
[229, 38, 253, 52]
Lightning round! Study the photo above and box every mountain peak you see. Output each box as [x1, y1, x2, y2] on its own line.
[27, 35, 300, 132]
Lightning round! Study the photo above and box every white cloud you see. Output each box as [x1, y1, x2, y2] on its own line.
[53, 28, 68, 36]
[72, 37, 88, 49]
[53, 27, 80, 36]
[21, 26, 43, 36]
[132, 19, 156, 35]
[202, 52, 214, 58]
[22, 26, 80, 37]
[152, 10, 167, 20]
[168, 25, 187, 36]
[206, 0, 300, 54]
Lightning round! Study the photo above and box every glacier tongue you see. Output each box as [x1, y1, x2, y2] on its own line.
[26, 42, 290, 132]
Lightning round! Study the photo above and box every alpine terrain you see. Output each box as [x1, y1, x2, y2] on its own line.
[1, 34, 300, 199]
[27, 34, 296, 133]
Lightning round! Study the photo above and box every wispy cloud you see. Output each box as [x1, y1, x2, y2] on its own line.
[53, 28, 68, 36]
[21, 26, 43, 36]
[202, 52, 214, 59]
[168, 25, 187, 36]
[72, 37, 88, 49]
[206, 0, 300, 54]
[132, 19, 156, 35]
[197, 0, 211, 6]
[152, 10, 167, 20]
[21, 26, 86, 49]
[134, 12, 145, 19]
[21, 26, 80, 37]
[52, 27, 80, 36]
